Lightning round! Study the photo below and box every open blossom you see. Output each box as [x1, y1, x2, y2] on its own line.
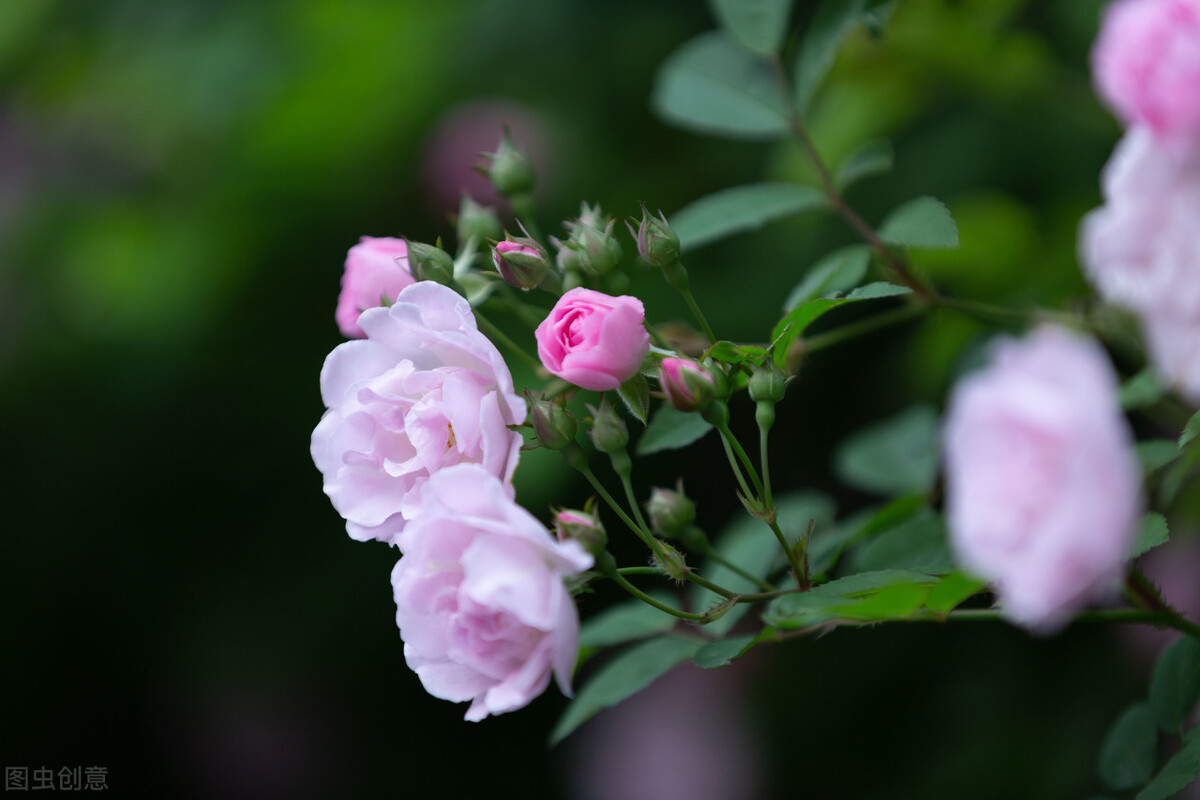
[1092, 0, 1200, 145]
[1079, 127, 1200, 399]
[311, 282, 526, 544]
[535, 288, 649, 391]
[392, 464, 592, 721]
[943, 326, 1142, 631]
[335, 236, 417, 338]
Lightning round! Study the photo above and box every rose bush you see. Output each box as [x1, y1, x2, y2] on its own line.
[311, 281, 526, 544]
[1092, 0, 1200, 146]
[335, 236, 417, 338]
[534, 287, 649, 391]
[942, 325, 1143, 630]
[392, 464, 593, 721]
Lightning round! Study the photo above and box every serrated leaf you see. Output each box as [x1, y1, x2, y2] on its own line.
[637, 404, 714, 456]
[709, 0, 794, 56]
[1130, 513, 1171, 560]
[770, 282, 913, 369]
[836, 139, 894, 190]
[1121, 369, 1167, 411]
[617, 374, 649, 425]
[550, 637, 703, 745]
[578, 594, 680, 651]
[1182, 410, 1200, 449]
[651, 31, 791, 140]
[834, 405, 941, 496]
[763, 569, 940, 628]
[879, 196, 959, 248]
[694, 634, 758, 669]
[847, 506, 952, 573]
[1150, 636, 1200, 732]
[1139, 440, 1182, 475]
[1136, 726, 1200, 800]
[671, 183, 827, 252]
[925, 572, 987, 613]
[792, 0, 867, 115]
[1100, 702, 1159, 791]
[783, 245, 871, 310]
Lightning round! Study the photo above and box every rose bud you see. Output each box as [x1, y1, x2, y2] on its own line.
[587, 399, 629, 454]
[554, 507, 607, 557]
[658, 357, 717, 413]
[492, 238, 550, 291]
[479, 129, 536, 198]
[405, 239, 455, 285]
[652, 540, 690, 584]
[646, 485, 696, 540]
[528, 392, 579, 451]
[627, 204, 680, 268]
[456, 195, 503, 244]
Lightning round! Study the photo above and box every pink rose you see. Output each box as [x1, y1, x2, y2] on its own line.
[1092, 0, 1200, 145]
[335, 236, 416, 338]
[535, 288, 650, 391]
[942, 326, 1143, 631]
[311, 282, 527, 544]
[1079, 127, 1200, 399]
[391, 464, 593, 721]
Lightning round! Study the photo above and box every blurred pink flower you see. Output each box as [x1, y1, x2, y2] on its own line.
[1079, 127, 1200, 399]
[392, 464, 592, 721]
[311, 282, 526, 544]
[1092, 0, 1200, 145]
[334, 236, 416, 339]
[943, 326, 1142, 631]
[535, 288, 649, 391]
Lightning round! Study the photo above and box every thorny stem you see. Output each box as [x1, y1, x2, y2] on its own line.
[1126, 567, 1200, 640]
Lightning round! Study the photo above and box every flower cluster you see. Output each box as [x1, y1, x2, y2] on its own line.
[313, 256, 592, 720]
[1083, 0, 1200, 400]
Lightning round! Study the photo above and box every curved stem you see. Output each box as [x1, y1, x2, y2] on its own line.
[680, 283, 717, 344]
[606, 569, 708, 622]
[716, 421, 765, 499]
[475, 312, 542, 371]
[800, 303, 928, 356]
[718, 430, 755, 500]
[683, 571, 738, 600]
[698, 545, 775, 592]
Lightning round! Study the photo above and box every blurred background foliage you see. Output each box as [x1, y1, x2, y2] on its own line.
[3, 0, 1183, 797]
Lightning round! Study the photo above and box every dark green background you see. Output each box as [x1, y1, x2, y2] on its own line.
[1, 1, 1175, 797]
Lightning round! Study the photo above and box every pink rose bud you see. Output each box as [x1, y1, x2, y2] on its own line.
[554, 507, 607, 556]
[334, 236, 416, 338]
[658, 357, 717, 413]
[942, 325, 1143, 632]
[535, 287, 650, 391]
[392, 464, 592, 721]
[311, 282, 527, 544]
[492, 238, 550, 290]
[1092, 0, 1200, 145]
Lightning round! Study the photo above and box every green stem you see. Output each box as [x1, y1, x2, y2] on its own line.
[617, 566, 661, 576]
[605, 568, 708, 622]
[610, 450, 656, 544]
[698, 545, 775, 592]
[1125, 568, 1200, 640]
[646, 322, 673, 350]
[681, 283, 717, 344]
[567, 448, 665, 562]
[475, 312, 542, 371]
[800, 303, 928, 356]
[759, 424, 774, 512]
[718, 430, 755, 500]
[716, 422, 765, 499]
[509, 192, 544, 246]
[683, 571, 738, 600]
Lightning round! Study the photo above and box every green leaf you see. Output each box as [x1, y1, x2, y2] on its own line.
[792, 0, 867, 115]
[651, 31, 791, 140]
[834, 405, 941, 496]
[709, 0, 794, 56]
[1150, 636, 1200, 732]
[550, 637, 703, 745]
[783, 245, 871, 310]
[836, 139, 894, 190]
[846, 506, 953, 573]
[1121, 369, 1167, 411]
[692, 491, 835, 636]
[807, 495, 926, 577]
[671, 182, 827, 252]
[617, 374, 650, 425]
[637, 405, 714, 456]
[770, 282, 912, 369]
[925, 572, 987, 614]
[879, 196, 960, 249]
[1139, 440, 1183, 475]
[694, 634, 758, 669]
[578, 595, 680, 651]
[1181, 410, 1200, 449]
[763, 569, 940, 629]
[1130, 513, 1171, 560]
[1136, 726, 1200, 800]
[1099, 702, 1159, 791]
